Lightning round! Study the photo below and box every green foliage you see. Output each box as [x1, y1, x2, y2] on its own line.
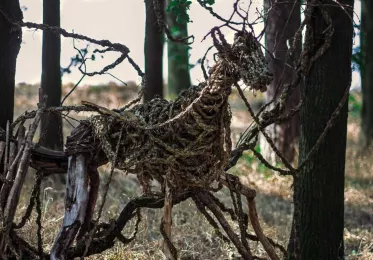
[166, 0, 215, 26]
[167, 0, 192, 24]
[348, 92, 362, 118]
[202, 0, 215, 5]
[349, 92, 362, 116]
[240, 147, 273, 179]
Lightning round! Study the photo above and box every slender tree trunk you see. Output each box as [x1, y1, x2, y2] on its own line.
[166, 0, 191, 98]
[0, 0, 23, 130]
[361, 0, 373, 148]
[288, 1, 354, 259]
[40, 0, 63, 151]
[261, 0, 301, 163]
[144, 0, 165, 102]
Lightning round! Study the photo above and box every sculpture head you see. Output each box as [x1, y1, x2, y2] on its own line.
[212, 30, 273, 92]
[232, 31, 273, 92]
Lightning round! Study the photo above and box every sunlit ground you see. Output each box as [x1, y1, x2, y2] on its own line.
[14, 85, 372, 259]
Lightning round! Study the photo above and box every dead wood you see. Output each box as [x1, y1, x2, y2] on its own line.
[50, 154, 89, 260]
[4, 92, 44, 230]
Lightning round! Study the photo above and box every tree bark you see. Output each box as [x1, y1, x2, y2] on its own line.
[0, 0, 23, 130]
[361, 0, 373, 147]
[144, 0, 165, 102]
[40, 0, 63, 151]
[166, 0, 191, 98]
[261, 0, 301, 163]
[289, 1, 354, 259]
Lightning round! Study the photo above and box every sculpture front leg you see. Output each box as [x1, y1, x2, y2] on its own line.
[162, 181, 176, 260]
[77, 166, 100, 242]
[50, 153, 89, 260]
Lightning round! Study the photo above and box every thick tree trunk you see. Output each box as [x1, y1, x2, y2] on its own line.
[144, 0, 165, 102]
[166, 1, 191, 98]
[261, 0, 301, 163]
[361, 0, 373, 147]
[0, 0, 23, 130]
[40, 0, 63, 151]
[288, 1, 354, 259]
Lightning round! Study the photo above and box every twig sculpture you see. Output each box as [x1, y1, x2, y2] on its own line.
[50, 29, 277, 260]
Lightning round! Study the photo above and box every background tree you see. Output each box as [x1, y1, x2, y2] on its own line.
[361, 0, 373, 148]
[289, 1, 354, 259]
[261, 0, 301, 163]
[40, 0, 63, 150]
[0, 0, 23, 130]
[144, 0, 165, 102]
[166, 0, 191, 98]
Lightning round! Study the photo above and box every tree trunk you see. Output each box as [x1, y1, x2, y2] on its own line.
[361, 0, 373, 148]
[288, 1, 354, 259]
[0, 0, 23, 130]
[166, 0, 191, 98]
[40, 0, 63, 151]
[144, 0, 165, 102]
[261, 0, 301, 163]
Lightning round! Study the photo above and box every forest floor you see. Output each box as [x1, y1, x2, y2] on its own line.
[13, 84, 373, 259]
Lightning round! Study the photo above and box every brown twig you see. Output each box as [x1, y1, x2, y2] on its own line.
[82, 126, 124, 258]
[235, 83, 295, 172]
[162, 180, 175, 260]
[4, 89, 45, 230]
[247, 198, 280, 260]
[13, 172, 43, 229]
[196, 191, 253, 260]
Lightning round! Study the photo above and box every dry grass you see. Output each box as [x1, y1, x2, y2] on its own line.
[13, 84, 372, 259]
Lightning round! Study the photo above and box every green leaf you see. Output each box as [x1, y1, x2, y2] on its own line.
[204, 0, 215, 5]
[171, 26, 179, 34]
[167, 0, 192, 24]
